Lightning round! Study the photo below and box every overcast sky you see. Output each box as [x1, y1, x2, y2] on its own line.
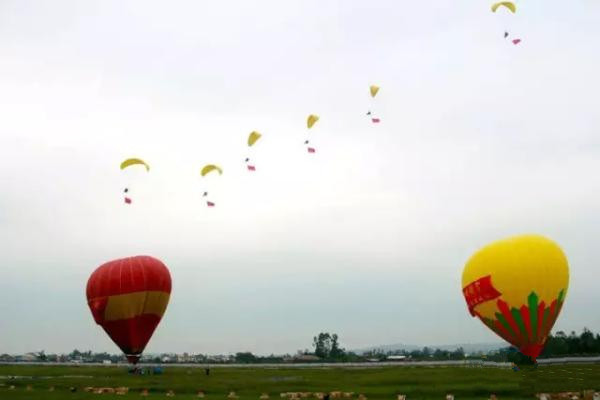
[1, 0, 600, 356]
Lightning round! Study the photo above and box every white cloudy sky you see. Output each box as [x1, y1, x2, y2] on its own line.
[1, 0, 600, 356]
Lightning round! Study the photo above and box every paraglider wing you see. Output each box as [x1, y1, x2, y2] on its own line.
[86, 256, 171, 364]
[200, 164, 223, 177]
[370, 85, 380, 98]
[461, 235, 569, 361]
[491, 2, 516, 13]
[120, 158, 150, 172]
[307, 114, 319, 129]
[512, 39, 521, 45]
[248, 131, 262, 147]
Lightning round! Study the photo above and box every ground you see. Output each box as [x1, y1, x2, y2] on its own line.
[0, 364, 599, 399]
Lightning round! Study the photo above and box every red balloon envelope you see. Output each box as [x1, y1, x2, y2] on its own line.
[86, 256, 171, 364]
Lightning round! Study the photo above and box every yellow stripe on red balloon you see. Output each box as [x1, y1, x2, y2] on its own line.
[103, 291, 170, 322]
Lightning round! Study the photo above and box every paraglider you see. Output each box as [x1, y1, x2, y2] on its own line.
[247, 131, 261, 146]
[305, 115, 319, 153]
[120, 158, 149, 205]
[120, 158, 150, 172]
[246, 131, 261, 171]
[461, 235, 569, 361]
[491, 2, 518, 43]
[491, 2, 516, 13]
[369, 85, 380, 98]
[200, 164, 222, 207]
[367, 85, 381, 123]
[201, 164, 223, 176]
[86, 255, 172, 365]
[307, 114, 319, 129]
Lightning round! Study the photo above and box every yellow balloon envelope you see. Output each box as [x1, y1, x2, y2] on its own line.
[200, 164, 223, 177]
[307, 114, 319, 129]
[461, 235, 568, 360]
[248, 131, 262, 147]
[120, 158, 150, 172]
[491, 2, 516, 13]
[370, 85, 380, 98]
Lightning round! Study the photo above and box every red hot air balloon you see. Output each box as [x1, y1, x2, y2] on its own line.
[86, 256, 171, 364]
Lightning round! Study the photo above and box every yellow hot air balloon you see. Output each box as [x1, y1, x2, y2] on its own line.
[491, 2, 516, 13]
[461, 235, 569, 360]
[120, 158, 150, 172]
[248, 131, 262, 147]
[370, 85, 380, 98]
[307, 114, 319, 129]
[200, 164, 223, 177]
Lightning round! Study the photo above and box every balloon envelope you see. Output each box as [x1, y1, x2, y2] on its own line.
[461, 235, 568, 360]
[86, 256, 171, 364]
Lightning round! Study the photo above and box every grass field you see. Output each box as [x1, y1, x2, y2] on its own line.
[1, 364, 599, 399]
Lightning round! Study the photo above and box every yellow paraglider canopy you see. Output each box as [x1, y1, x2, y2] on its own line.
[248, 131, 262, 147]
[201, 164, 223, 177]
[370, 85, 380, 98]
[120, 158, 150, 172]
[491, 2, 516, 13]
[307, 114, 319, 129]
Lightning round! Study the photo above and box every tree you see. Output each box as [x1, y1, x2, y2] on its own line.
[329, 334, 345, 359]
[312, 332, 346, 360]
[422, 347, 431, 357]
[37, 351, 47, 362]
[69, 349, 82, 358]
[313, 333, 332, 358]
[580, 328, 595, 353]
[235, 352, 257, 363]
[451, 347, 465, 359]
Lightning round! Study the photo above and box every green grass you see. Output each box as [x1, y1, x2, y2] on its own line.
[0, 364, 599, 399]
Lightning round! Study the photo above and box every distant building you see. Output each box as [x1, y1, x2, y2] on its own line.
[208, 355, 225, 362]
[20, 353, 38, 362]
[293, 354, 321, 362]
[387, 355, 408, 361]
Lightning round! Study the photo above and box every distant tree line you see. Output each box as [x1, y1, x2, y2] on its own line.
[3, 328, 600, 364]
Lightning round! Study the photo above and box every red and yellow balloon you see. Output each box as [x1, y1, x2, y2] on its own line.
[86, 256, 171, 364]
[462, 235, 569, 360]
